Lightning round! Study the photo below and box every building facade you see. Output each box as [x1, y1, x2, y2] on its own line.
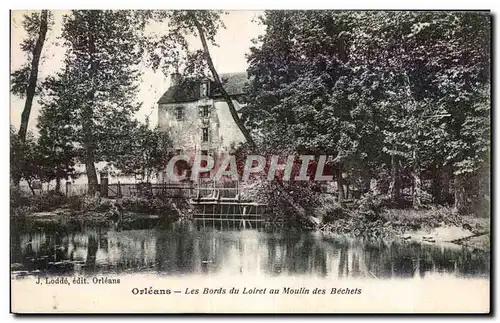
[156, 72, 249, 182]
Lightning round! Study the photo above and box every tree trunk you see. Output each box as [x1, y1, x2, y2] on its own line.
[27, 179, 35, 196]
[432, 165, 441, 204]
[84, 140, 99, 196]
[55, 177, 61, 192]
[442, 167, 451, 204]
[18, 10, 48, 141]
[454, 175, 467, 214]
[412, 171, 422, 209]
[83, 15, 99, 197]
[412, 149, 422, 209]
[337, 165, 344, 206]
[190, 13, 256, 150]
[389, 154, 401, 202]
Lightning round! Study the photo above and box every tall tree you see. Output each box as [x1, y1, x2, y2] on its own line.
[246, 11, 490, 213]
[37, 76, 78, 191]
[11, 10, 49, 141]
[246, 11, 378, 203]
[43, 10, 146, 195]
[350, 11, 490, 211]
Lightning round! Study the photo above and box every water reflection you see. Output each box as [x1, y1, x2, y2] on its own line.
[11, 220, 489, 279]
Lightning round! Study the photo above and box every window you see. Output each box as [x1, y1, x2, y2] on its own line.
[202, 128, 209, 142]
[202, 105, 209, 118]
[200, 81, 209, 97]
[175, 107, 184, 121]
[175, 149, 182, 155]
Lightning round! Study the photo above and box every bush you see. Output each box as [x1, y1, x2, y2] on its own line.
[65, 195, 178, 218]
[30, 190, 67, 212]
[118, 196, 177, 216]
[11, 205, 37, 217]
[241, 180, 326, 226]
[66, 196, 110, 212]
[11, 187, 68, 213]
[381, 206, 458, 230]
[355, 192, 383, 221]
[10, 185, 30, 209]
[94, 199, 114, 213]
[322, 203, 349, 223]
[67, 196, 84, 211]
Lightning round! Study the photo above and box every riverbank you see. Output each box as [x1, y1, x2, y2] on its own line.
[10, 189, 184, 224]
[317, 205, 490, 251]
[10, 189, 490, 251]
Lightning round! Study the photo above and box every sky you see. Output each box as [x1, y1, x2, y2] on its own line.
[9, 10, 265, 134]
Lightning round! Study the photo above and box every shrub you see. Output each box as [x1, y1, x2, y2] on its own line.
[322, 203, 349, 223]
[118, 196, 177, 216]
[11, 205, 37, 217]
[355, 192, 383, 221]
[10, 185, 31, 209]
[70, 196, 115, 213]
[31, 190, 67, 212]
[94, 199, 113, 213]
[67, 196, 84, 211]
[11, 188, 68, 213]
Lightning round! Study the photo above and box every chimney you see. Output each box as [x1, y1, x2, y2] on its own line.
[170, 73, 181, 87]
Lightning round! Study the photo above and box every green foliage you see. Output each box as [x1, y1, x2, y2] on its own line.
[30, 191, 67, 212]
[10, 127, 39, 189]
[322, 203, 349, 223]
[246, 11, 490, 213]
[10, 11, 52, 97]
[10, 185, 31, 209]
[11, 124, 78, 190]
[56, 10, 145, 149]
[141, 10, 226, 77]
[118, 196, 177, 217]
[35, 10, 150, 194]
[36, 104, 78, 184]
[10, 186, 67, 213]
[101, 118, 172, 181]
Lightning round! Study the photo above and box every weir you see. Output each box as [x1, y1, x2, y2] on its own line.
[189, 181, 268, 230]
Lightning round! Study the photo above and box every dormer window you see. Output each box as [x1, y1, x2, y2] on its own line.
[200, 81, 209, 97]
[175, 107, 184, 121]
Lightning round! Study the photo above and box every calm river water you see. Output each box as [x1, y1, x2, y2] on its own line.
[10, 219, 489, 279]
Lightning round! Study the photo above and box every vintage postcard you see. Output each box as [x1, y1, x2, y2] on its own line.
[9, 9, 491, 314]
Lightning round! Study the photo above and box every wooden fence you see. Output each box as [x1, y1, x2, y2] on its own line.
[18, 181, 197, 199]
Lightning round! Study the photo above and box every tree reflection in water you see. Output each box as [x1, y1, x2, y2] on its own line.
[11, 220, 490, 279]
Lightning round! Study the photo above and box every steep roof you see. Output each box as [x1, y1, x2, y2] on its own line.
[157, 79, 201, 104]
[157, 72, 248, 104]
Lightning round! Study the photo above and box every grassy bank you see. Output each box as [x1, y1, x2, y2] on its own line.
[10, 186, 490, 251]
[242, 182, 490, 251]
[314, 196, 490, 251]
[10, 186, 183, 223]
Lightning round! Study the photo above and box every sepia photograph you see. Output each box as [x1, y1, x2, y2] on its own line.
[9, 8, 491, 314]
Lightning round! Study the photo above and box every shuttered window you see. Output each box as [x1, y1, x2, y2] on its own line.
[202, 128, 209, 142]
